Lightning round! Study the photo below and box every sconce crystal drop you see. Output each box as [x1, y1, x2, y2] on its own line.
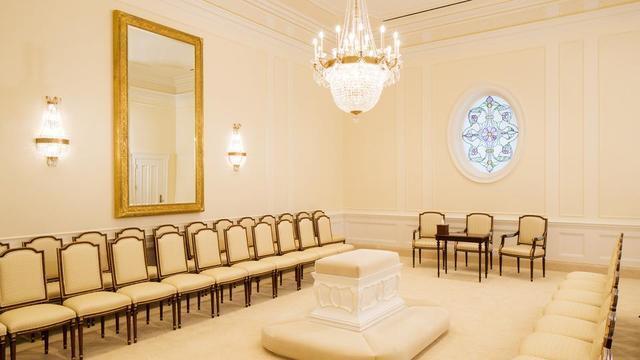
[35, 96, 69, 167]
[227, 123, 246, 171]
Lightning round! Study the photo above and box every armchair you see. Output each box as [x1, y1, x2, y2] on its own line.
[499, 215, 548, 281]
[411, 212, 446, 268]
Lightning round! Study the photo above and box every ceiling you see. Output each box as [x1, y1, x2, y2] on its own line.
[307, 0, 462, 21]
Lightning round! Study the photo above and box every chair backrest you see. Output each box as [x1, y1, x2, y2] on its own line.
[192, 228, 223, 270]
[109, 237, 149, 288]
[518, 215, 547, 245]
[58, 242, 104, 297]
[276, 219, 297, 253]
[214, 219, 234, 252]
[253, 222, 276, 258]
[278, 213, 294, 223]
[184, 222, 208, 259]
[298, 217, 317, 249]
[316, 215, 336, 246]
[225, 225, 251, 264]
[155, 232, 189, 278]
[23, 236, 63, 281]
[466, 213, 493, 236]
[0, 242, 9, 255]
[238, 217, 256, 247]
[312, 210, 325, 220]
[419, 212, 445, 238]
[116, 227, 145, 240]
[154, 224, 179, 239]
[0, 248, 47, 309]
[74, 231, 109, 272]
[259, 215, 278, 244]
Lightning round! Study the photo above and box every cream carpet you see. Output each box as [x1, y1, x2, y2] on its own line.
[13, 256, 640, 359]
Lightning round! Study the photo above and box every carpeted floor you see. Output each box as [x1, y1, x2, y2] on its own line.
[12, 256, 640, 359]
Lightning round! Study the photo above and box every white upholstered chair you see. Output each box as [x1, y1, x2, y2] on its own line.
[238, 217, 257, 256]
[154, 232, 215, 327]
[294, 212, 311, 241]
[258, 215, 278, 246]
[109, 237, 177, 342]
[311, 210, 325, 236]
[411, 212, 446, 268]
[153, 225, 196, 272]
[183, 222, 208, 260]
[0, 248, 76, 360]
[454, 213, 494, 270]
[73, 232, 113, 289]
[115, 227, 158, 280]
[224, 225, 276, 306]
[275, 219, 319, 280]
[192, 228, 247, 315]
[253, 222, 300, 292]
[58, 242, 131, 358]
[316, 215, 354, 254]
[213, 219, 234, 264]
[499, 215, 548, 281]
[22, 236, 63, 302]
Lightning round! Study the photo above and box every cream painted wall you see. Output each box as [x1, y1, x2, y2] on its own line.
[341, 3, 640, 269]
[0, 0, 344, 241]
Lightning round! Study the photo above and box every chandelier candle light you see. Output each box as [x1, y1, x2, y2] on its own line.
[312, 0, 401, 116]
[35, 96, 70, 167]
[227, 123, 246, 172]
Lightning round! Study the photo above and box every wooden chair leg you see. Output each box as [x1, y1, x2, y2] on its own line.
[43, 330, 49, 354]
[146, 304, 150, 324]
[272, 272, 277, 298]
[280, 271, 283, 286]
[490, 251, 493, 269]
[30, 333, 35, 343]
[419, 249, 422, 264]
[0, 335, 5, 360]
[70, 321, 76, 360]
[412, 248, 415, 268]
[256, 278, 260, 293]
[115, 313, 120, 334]
[229, 284, 233, 301]
[499, 254, 502, 276]
[454, 250, 457, 270]
[197, 292, 201, 311]
[215, 286, 221, 317]
[133, 306, 138, 343]
[9, 334, 16, 360]
[171, 297, 177, 330]
[465, 252, 468, 267]
[177, 295, 182, 329]
[62, 324, 67, 349]
[542, 257, 546, 277]
[517, 258, 520, 273]
[530, 258, 534, 282]
[77, 318, 84, 360]
[159, 301, 164, 321]
[100, 316, 105, 338]
[186, 294, 190, 314]
[125, 310, 131, 345]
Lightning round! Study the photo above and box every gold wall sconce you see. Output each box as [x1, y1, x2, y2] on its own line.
[227, 123, 246, 171]
[35, 96, 70, 167]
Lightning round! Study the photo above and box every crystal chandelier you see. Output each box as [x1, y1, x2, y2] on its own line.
[312, 0, 401, 116]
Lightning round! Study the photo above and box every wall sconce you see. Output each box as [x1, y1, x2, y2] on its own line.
[226, 123, 246, 171]
[35, 96, 70, 167]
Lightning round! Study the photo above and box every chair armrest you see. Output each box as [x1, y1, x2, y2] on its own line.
[413, 229, 419, 240]
[500, 232, 518, 248]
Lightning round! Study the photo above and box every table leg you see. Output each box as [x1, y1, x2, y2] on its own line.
[444, 240, 448, 274]
[437, 239, 440, 278]
[485, 239, 488, 278]
[478, 242, 482, 283]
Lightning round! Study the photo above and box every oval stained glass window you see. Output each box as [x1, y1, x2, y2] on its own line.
[461, 95, 519, 174]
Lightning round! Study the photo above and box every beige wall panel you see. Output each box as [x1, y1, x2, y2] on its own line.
[403, 67, 424, 211]
[430, 48, 546, 214]
[598, 31, 640, 218]
[558, 41, 585, 217]
[343, 88, 398, 210]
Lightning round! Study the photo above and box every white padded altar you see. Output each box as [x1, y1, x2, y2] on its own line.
[311, 249, 404, 331]
[262, 249, 450, 360]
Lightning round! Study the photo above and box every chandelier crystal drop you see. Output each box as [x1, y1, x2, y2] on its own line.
[312, 0, 401, 116]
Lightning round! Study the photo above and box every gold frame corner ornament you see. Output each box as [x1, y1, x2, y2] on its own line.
[113, 10, 204, 218]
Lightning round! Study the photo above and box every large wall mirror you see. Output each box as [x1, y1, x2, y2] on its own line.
[113, 10, 203, 217]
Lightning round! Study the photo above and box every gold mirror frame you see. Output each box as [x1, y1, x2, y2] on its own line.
[113, 10, 204, 217]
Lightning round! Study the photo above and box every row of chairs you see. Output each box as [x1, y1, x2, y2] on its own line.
[0, 212, 352, 360]
[513, 234, 623, 360]
[412, 212, 548, 281]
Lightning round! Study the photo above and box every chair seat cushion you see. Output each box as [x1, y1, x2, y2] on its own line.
[282, 250, 318, 263]
[102, 272, 113, 288]
[566, 271, 607, 282]
[117, 282, 176, 304]
[307, 246, 338, 258]
[161, 273, 213, 293]
[0, 304, 75, 333]
[232, 260, 275, 276]
[552, 289, 606, 307]
[535, 315, 599, 342]
[63, 292, 131, 317]
[519, 332, 592, 360]
[46, 281, 61, 299]
[456, 242, 493, 252]
[147, 266, 159, 280]
[500, 244, 544, 257]
[260, 255, 299, 269]
[322, 243, 355, 254]
[544, 301, 602, 323]
[0, 322, 6, 336]
[558, 279, 607, 293]
[413, 237, 438, 249]
[200, 266, 247, 284]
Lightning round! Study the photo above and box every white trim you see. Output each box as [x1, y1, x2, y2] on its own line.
[447, 84, 524, 183]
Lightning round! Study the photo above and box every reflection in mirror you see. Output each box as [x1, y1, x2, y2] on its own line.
[127, 26, 196, 205]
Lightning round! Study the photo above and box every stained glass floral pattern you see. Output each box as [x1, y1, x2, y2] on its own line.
[461, 95, 519, 173]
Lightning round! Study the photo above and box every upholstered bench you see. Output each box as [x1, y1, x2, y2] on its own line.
[262, 249, 450, 360]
